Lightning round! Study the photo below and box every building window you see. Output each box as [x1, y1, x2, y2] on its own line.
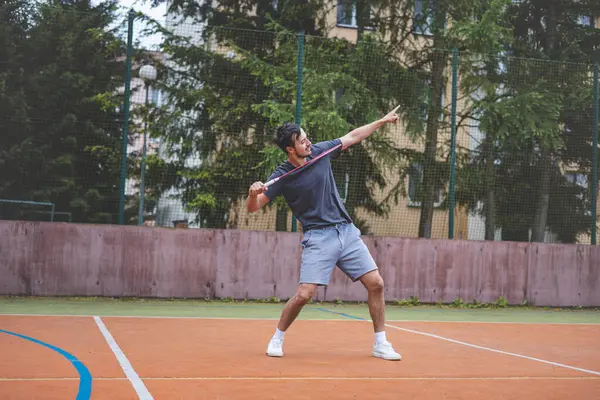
[337, 0, 355, 26]
[578, 15, 593, 27]
[565, 172, 588, 188]
[408, 163, 423, 203]
[334, 87, 352, 110]
[337, 0, 374, 29]
[408, 162, 444, 207]
[421, 79, 446, 122]
[150, 87, 160, 105]
[413, 0, 433, 35]
[565, 172, 589, 201]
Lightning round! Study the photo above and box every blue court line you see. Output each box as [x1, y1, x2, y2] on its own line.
[314, 307, 366, 321]
[0, 329, 92, 400]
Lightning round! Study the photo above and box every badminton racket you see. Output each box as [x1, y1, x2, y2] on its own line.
[264, 143, 343, 188]
[264, 105, 400, 188]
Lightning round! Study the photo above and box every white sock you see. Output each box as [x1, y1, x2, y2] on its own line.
[273, 328, 285, 341]
[375, 331, 387, 344]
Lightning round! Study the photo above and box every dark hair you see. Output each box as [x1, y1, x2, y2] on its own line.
[274, 122, 301, 153]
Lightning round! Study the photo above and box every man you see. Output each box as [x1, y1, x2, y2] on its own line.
[246, 109, 401, 361]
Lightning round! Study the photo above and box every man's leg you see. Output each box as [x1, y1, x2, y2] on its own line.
[267, 228, 338, 358]
[337, 224, 401, 361]
[278, 283, 318, 331]
[358, 269, 401, 360]
[266, 284, 319, 357]
[358, 270, 386, 333]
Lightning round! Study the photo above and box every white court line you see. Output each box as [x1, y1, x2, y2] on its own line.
[93, 316, 154, 400]
[142, 376, 600, 381]
[1, 376, 599, 382]
[387, 319, 600, 326]
[385, 323, 600, 376]
[0, 313, 279, 321]
[1, 313, 599, 325]
[0, 377, 127, 381]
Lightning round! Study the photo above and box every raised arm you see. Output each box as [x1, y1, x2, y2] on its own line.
[339, 107, 399, 150]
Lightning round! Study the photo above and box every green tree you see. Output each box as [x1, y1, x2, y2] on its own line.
[144, 0, 432, 232]
[145, 0, 335, 229]
[155, 0, 328, 35]
[0, 0, 33, 196]
[354, 0, 514, 238]
[456, 0, 600, 243]
[150, 0, 591, 240]
[149, 18, 417, 231]
[0, 0, 126, 223]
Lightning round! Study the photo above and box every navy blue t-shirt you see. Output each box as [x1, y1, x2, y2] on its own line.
[264, 139, 353, 232]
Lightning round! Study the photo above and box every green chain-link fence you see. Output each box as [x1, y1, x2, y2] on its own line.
[1, 5, 598, 244]
[0, 1, 128, 224]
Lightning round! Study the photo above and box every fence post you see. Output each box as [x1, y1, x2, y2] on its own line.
[592, 62, 599, 245]
[292, 30, 305, 233]
[138, 85, 150, 226]
[118, 9, 135, 225]
[448, 48, 459, 239]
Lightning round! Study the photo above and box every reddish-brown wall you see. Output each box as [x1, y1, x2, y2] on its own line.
[1, 221, 598, 306]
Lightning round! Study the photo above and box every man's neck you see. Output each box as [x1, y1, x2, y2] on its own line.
[288, 154, 307, 168]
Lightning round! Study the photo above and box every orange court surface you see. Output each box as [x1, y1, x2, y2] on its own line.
[0, 297, 599, 399]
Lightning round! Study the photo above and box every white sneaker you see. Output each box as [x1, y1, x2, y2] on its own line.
[372, 341, 402, 361]
[266, 338, 284, 357]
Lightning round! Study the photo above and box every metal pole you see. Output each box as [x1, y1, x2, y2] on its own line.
[592, 62, 599, 245]
[138, 85, 149, 226]
[292, 30, 305, 233]
[0, 200, 55, 221]
[118, 9, 135, 225]
[448, 48, 459, 239]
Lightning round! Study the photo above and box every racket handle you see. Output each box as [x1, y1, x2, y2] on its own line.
[264, 177, 279, 188]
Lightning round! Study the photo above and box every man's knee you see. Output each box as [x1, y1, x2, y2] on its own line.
[295, 284, 317, 305]
[361, 270, 384, 292]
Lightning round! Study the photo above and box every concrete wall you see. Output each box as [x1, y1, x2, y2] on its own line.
[1, 221, 599, 307]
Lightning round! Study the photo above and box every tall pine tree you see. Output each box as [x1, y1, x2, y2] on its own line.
[0, 0, 126, 223]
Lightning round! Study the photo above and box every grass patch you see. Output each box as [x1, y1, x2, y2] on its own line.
[0, 295, 598, 312]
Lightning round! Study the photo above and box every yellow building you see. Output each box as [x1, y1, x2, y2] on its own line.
[168, 3, 599, 243]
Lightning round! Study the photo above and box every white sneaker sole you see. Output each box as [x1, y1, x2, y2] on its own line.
[372, 351, 402, 361]
[266, 350, 283, 357]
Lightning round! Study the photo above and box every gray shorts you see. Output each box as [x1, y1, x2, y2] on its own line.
[299, 222, 378, 286]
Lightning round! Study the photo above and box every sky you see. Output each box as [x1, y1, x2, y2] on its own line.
[92, 0, 168, 49]
[118, 0, 167, 49]
[117, 0, 167, 22]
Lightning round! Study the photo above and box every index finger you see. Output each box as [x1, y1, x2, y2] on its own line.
[388, 104, 400, 114]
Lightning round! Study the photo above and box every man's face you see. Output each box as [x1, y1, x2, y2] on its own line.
[292, 128, 311, 157]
